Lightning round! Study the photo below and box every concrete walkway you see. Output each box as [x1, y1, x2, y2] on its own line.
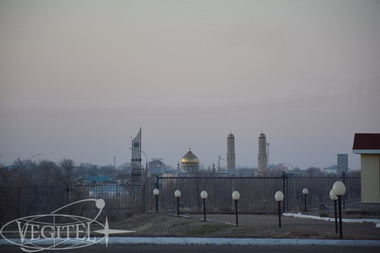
[190, 213, 380, 240]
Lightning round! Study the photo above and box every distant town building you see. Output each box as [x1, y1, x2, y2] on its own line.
[116, 173, 129, 185]
[148, 158, 164, 176]
[89, 185, 128, 198]
[81, 176, 112, 185]
[256, 132, 268, 177]
[235, 166, 257, 177]
[337, 154, 348, 175]
[226, 133, 236, 176]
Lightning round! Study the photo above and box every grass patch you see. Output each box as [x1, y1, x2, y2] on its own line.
[185, 223, 233, 237]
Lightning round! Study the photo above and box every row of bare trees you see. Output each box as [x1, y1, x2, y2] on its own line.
[0, 159, 131, 188]
[1, 159, 74, 187]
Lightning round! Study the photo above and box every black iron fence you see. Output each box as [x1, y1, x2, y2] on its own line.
[0, 175, 360, 226]
[156, 175, 360, 214]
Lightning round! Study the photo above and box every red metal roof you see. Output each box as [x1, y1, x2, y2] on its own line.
[353, 133, 380, 150]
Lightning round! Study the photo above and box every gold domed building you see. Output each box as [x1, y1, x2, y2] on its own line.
[181, 147, 199, 173]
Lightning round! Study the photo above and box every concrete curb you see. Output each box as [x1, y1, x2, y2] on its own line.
[2, 237, 380, 247]
[106, 237, 380, 247]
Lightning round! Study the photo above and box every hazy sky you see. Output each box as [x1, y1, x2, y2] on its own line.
[1, 0, 379, 170]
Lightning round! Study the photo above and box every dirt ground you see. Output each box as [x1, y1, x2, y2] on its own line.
[111, 211, 380, 240]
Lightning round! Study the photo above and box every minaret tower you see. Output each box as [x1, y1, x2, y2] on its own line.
[227, 132, 236, 176]
[257, 132, 268, 177]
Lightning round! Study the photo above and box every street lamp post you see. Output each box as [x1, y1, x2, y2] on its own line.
[329, 189, 338, 234]
[232, 191, 240, 226]
[200, 191, 208, 221]
[153, 188, 159, 213]
[19, 153, 43, 169]
[174, 190, 181, 217]
[28, 153, 43, 160]
[332, 181, 346, 239]
[302, 188, 309, 212]
[275, 191, 284, 229]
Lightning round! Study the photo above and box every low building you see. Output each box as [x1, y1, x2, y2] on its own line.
[337, 154, 349, 174]
[148, 158, 164, 176]
[116, 173, 130, 185]
[353, 133, 380, 211]
[235, 166, 257, 177]
[82, 176, 112, 185]
[89, 184, 129, 198]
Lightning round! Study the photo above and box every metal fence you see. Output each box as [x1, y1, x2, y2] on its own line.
[0, 175, 360, 226]
[156, 175, 361, 214]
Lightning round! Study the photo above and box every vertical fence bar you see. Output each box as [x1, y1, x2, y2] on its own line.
[17, 187, 20, 218]
[34, 186, 37, 215]
[342, 171, 346, 209]
[51, 186, 54, 213]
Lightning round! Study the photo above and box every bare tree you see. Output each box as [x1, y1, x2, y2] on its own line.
[306, 167, 322, 177]
[99, 164, 117, 178]
[39, 160, 62, 185]
[60, 159, 74, 187]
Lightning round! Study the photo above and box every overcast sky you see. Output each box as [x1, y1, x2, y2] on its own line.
[1, 0, 379, 170]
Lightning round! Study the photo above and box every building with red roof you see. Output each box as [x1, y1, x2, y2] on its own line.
[353, 133, 380, 210]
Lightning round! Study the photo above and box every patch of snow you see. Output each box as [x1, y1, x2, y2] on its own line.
[284, 213, 380, 227]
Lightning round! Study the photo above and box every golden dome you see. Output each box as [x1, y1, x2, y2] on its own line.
[181, 148, 199, 173]
[259, 132, 266, 138]
[181, 149, 199, 163]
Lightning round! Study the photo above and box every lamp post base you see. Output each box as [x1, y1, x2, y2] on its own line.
[338, 196, 343, 239]
[334, 200, 338, 234]
[203, 199, 206, 222]
[278, 201, 282, 229]
[235, 199, 238, 226]
[176, 197, 180, 217]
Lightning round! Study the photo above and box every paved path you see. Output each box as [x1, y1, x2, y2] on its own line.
[190, 213, 380, 240]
